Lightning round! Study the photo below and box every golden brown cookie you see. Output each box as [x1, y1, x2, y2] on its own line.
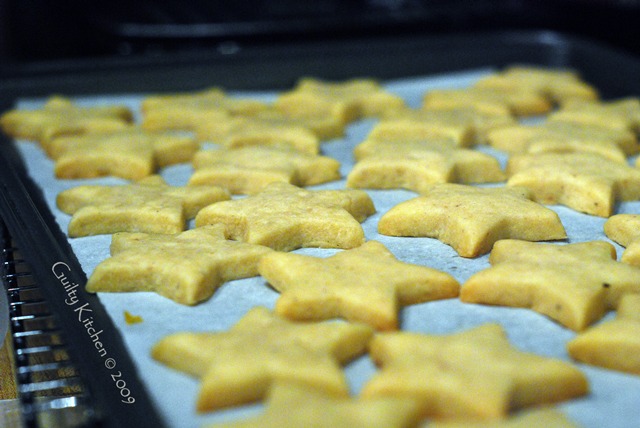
[194, 182, 375, 251]
[361, 324, 588, 419]
[604, 213, 640, 266]
[486, 121, 637, 161]
[506, 152, 640, 217]
[461, 239, 640, 331]
[86, 225, 273, 305]
[151, 307, 374, 411]
[347, 139, 505, 192]
[205, 381, 421, 428]
[48, 128, 198, 180]
[568, 294, 640, 375]
[0, 96, 133, 145]
[377, 184, 566, 258]
[258, 240, 459, 330]
[189, 146, 341, 194]
[57, 176, 230, 237]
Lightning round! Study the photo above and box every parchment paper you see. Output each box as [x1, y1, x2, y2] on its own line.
[12, 69, 640, 428]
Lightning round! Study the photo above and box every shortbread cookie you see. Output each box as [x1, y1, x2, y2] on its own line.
[568, 294, 640, 375]
[347, 140, 505, 191]
[141, 87, 268, 131]
[57, 176, 230, 237]
[604, 214, 640, 266]
[48, 128, 198, 180]
[86, 225, 273, 305]
[474, 66, 599, 105]
[0, 96, 133, 145]
[549, 97, 640, 133]
[366, 118, 474, 148]
[151, 307, 373, 411]
[461, 239, 640, 331]
[428, 408, 580, 428]
[189, 146, 341, 194]
[486, 121, 637, 161]
[422, 86, 552, 116]
[195, 116, 320, 154]
[278, 77, 406, 120]
[378, 184, 566, 258]
[258, 240, 459, 330]
[195, 182, 375, 251]
[206, 381, 421, 428]
[506, 152, 640, 217]
[361, 324, 588, 419]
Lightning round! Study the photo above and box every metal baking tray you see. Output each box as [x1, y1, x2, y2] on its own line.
[1, 30, 640, 428]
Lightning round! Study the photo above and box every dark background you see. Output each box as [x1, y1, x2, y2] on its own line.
[1, 0, 639, 67]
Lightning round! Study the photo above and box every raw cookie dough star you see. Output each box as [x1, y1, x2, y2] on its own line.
[568, 294, 640, 375]
[206, 381, 421, 428]
[48, 128, 198, 180]
[377, 183, 566, 258]
[604, 213, 640, 266]
[86, 225, 273, 305]
[189, 146, 341, 194]
[347, 139, 505, 192]
[151, 307, 374, 411]
[361, 324, 588, 420]
[461, 239, 640, 331]
[0, 96, 133, 146]
[258, 240, 460, 330]
[194, 182, 376, 251]
[506, 152, 640, 217]
[57, 176, 230, 237]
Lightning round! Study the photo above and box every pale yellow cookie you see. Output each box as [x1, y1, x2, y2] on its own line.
[461, 239, 640, 331]
[604, 213, 640, 266]
[0, 96, 133, 146]
[378, 184, 566, 258]
[205, 381, 421, 428]
[361, 324, 588, 419]
[422, 86, 552, 116]
[486, 121, 637, 161]
[48, 128, 197, 180]
[151, 307, 373, 411]
[86, 225, 273, 305]
[189, 146, 341, 194]
[427, 408, 580, 428]
[366, 118, 475, 148]
[57, 176, 230, 237]
[347, 139, 505, 191]
[195, 116, 320, 154]
[474, 66, 599, 105]
[141, 87, 267, 131]
[194, 182, 375, 251]
[258, 240, 459, 330]
[506, 152, 640, 217]
[568, 294, 640, 375]
[549, 97, 640, 135]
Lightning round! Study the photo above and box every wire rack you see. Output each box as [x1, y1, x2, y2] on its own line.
[1, 220, 96, 428]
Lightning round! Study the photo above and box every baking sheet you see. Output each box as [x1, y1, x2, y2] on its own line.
[8, 68, 640, 428]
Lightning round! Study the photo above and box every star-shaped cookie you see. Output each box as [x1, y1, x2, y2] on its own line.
[506, 152, 640, 217]
[361, 324, 588, 419]
[377, 184, 566, 258]
[0, 96, 133, 145]
[604, 214, 640, 266]
[347, 139, 505, 192]
[366, 118, 475, 148]
[48, 128, 198, 180]
[461, 239, 640, 331]
[568, 294, 640, 375]
[86, 225, 273, 305]
[57, 176, 230, 237]
[151, 307, 374, 411]
[189, 146, 341, 194]
[549, 97, 640, 133]
[194, 182, 375, 251]
[206, 381, 421, 428]
[428, 408, 580, 428]
[258, 240, 459, 330]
